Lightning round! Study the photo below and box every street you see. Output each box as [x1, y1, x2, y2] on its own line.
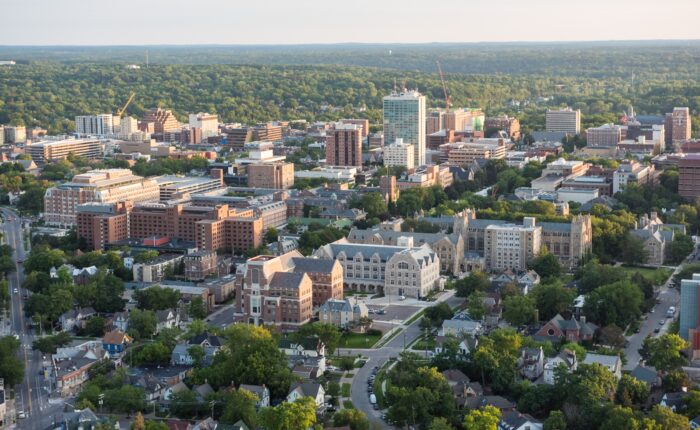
[1, 208, 63, 430]
[348, 291, 465, 429]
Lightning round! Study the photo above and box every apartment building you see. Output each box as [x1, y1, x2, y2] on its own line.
[142, 108, 180, 134]
[484, 115, 521, 140]
[426, 110, 445, 136]
[340, 119, 369, 137]
[326, 123, 362, 167]
[188, 112, 219, 141]
[235, 251, 342, 326]
[183, 250, 218, 281]
[679, 154, 700, 200]
[155, 174, 224, 201]
[444, 108, 485, 132]
[396, 165, 453, 190]
[29, 138, 104, 165]
[586, 124, 622, 147]
[383, 90, 426, 165]
[44, 169, 160, 227]
[133, 254, 184, 283]
[546, 108, 581, 134]
[227, 123, 283, 149]
[383, 138, 415, 169]
[3, 125, 26, 144]
[484, 218, 541, 272]
[253, 200, 288, 231]
[612, 161, 657, 194]
[76, 201, 132, 250]
[247, 162, 295, 189]
[314, 238, 442, 298]
[75, 114, 115, 136]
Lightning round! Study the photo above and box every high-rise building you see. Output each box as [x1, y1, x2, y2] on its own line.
[44, 169, 160, 227]
[680, 273, 700, 356]
[340, 119, 370, 137]
[76, 201, 132, 250]
[484, 217, 542, 272]
[118, 116, 139, 137]
[586, 124, 622, 147]
[247, 162, 295, 189]
[326, 123, 362, 167]
[28, 138, 104, 165]
[445, 108, 485, 132]
[0, 126, 4, 145]
[75, 114, 114, 135]
[188, 112, 219, 141]
[4, 125, 26, 144]
[142, 108, 180, 134]
[383, 138, 415, 169]
[679, 154, 700, 200]
[227, 123, 283, 149]
[383, 90, 426, 165]
[426, 110, 445, 136]
[546, 108, 581, 134]
[666, 107, 692, 144]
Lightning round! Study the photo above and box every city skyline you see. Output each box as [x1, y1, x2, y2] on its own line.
[1, 0, 699, 45]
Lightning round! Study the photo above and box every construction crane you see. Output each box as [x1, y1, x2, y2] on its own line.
[436, 61, 451, 112]
[116, 92, 136, 117]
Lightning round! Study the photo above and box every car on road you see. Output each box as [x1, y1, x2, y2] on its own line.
[369, 394, 377, 404]
[13, 288, 18, 294]
[659, 320, 665, 325]
[667, 306, 676, 317]
[17, 411, 25, 419]
[654, 327, 661, 333]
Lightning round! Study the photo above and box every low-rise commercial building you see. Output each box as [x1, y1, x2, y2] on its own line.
[29, 138, 104, 165]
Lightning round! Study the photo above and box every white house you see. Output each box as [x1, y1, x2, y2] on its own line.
[286, 382, 325, 408]
[439, 319, 483, 337]
[498, 411, 543, 430]
[543, 349, 578, 385]
[582, 353, 622, 379]
[239, 384, 270, 408]
[434, 336, 478, 359]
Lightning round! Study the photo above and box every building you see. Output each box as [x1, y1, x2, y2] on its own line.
[484, 115, 521, 140]
[543, 349, 578, 385]
[534, 314, 597, 343]
[666, 107, 692, 144]
[118, 116, 139, 138]
[45, 169, 160, 227]
[3, 125, 26, 144]
[28, 138, 104, 165]
[383, 90, 427, 165]
[75, 114, 114, 135]
[681, 274, 700, 358]
[198, 274, 236, 303]
[498, 411, 543, 430]
[188, 113, 219, 141]
[247, 162, 294, 189]
[289, 257, 343, 307]
[545, 108, 581, 134]
[340, 119, 369, 137]
[678, 154, 700, 200]
[132, 254, 184, 283]
[445, 139, 507, 166]
[586, 124, 621, 147]
[53, 348, 107, 396]
[582, 353, 622, 379]
[76, 201, 132, 250]
[556, 188, 599, 205]
[396, 165, 453, 190]
[318, 298, 369, 328]
[383, 138, 415, 169]
[314, 239, 443, 298]
[183, 250, 218, 281]
[612, 161, 657, 194]
[227, 123, 283, 149]
[542, 158, 589, 177]
[155, 174, 224, 201]
[326, 123, 362, 167]
[484, 218, 541, 272]
[142, 108, 180, 134]
[444, 108, 485, 132]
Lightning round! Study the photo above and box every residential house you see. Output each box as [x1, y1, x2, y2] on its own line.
[534, 314, 597, 343]
[59, 307, 96, 332]
[543, 349, 578, 385]
[518, 347, 545, 381]
[452, 380, 484, 410]
[239, 384, 271, 408]
[156, 309, 179, 333]
[171, 332, 223, 366]
[434, 336, 478, 359]
[691, 416, 700, 430]
[498, 411, 544, 430]
[279, 336, 327, 375]
[491, 269, 540, 293]
[53, 347, 108, 396]
[442, 369, 469, 386]
[583, 353, 622, 379]
[164, 381, 190, 401]
[102, 329, 132, 355]
[112, 311, 129, 332]
[660, 391, 690, 412]
[193, 383, 214, 401]
[130, 373, 166, 401]
[317, 298, 369, 329]
[439, 318, 483, 337]
[61, 408, 101, 430]
[484, 396, 516, 413]
[630, 364, 661, 388]
[286, 382, 325, 408]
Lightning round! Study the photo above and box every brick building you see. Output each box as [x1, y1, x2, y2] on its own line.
[247, 162, 294, 189]
[326, 123, 362, 167]
[679, 154, 700, 200]
[76, 201, 132, 251]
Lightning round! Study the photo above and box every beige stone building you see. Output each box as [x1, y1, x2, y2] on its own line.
[318, 297, 369, 328]
[484, 218, 542, 272]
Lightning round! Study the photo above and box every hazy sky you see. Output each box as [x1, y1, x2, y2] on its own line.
[2, 0, 699, 45]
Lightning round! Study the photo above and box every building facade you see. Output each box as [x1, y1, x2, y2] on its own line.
[383, 90, 427, 165]
[247, 162, 294, 189]
[188, 112, 219, 141]
[75, 114, 114, 135]
[76, 201, 132, 250]
[678, 154, 700, 201]
[586, 124, 622, 147]
[545, 108, 581, 134]
[29, 139, 104, 165]
[484, 218, 542, 272]
[383, 139, 415, 169]
[326, 123, 362, 167]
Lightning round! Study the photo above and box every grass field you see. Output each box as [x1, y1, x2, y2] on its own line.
[341, 383, 351, 397]
[338, 332, 381, 348]
[619, 265, 672, 285]
[343, 400, 355, 409]
[412, 336, 436, 351]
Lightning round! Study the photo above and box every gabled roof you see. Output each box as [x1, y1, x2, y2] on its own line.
[279, 336, 320, 351]
[499, 410, 542, 429]
[441, 369, 468, 383]
[630, 365, 658, 385]
[269, 272, 306, 289]
[102, 329, 131, 345]
[189, 332, 223, 347]
[289, 381, 323, 398]
[290, 257, 337, 273]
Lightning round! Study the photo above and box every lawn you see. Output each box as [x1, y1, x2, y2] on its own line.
[620, 265, 672, 285]
[343, 400, 355, 409]
[338, 332, 381, 348]
[341, 383, 351, 397]
[412, 336, 436, 351]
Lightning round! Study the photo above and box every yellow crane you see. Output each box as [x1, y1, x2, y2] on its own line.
[116, 92, 136, 117]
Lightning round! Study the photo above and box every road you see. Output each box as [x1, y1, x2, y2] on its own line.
[0, 208, 62, 430]
[623, 264, 684, 370]
[348, 291, 465, 429]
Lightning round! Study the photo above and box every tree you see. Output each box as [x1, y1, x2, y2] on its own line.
[531, 282, 576, 321]
[358, 192, 388, 219]
[32, 331, 71, 354]
[529, 250, 562, 280]
[258, 397, 317, 430]
[455, 270, 490, 297]
[615, 374, 650, 408]
[128, 309, 157, 340]
[133, 250, 159, 264]
[24, 244, 65, 274]
[663, 370, 690, 392]
[84, 316, 106, 337]
[640, 334, 689, 372]
[136, 342, 171, 366]
[221, 388, 259, 428]
[577, 261, 627, 294]
[424, 302, 454, 327]
[670, 234, 695, 264]
[132, 412, 145, 430]
[189, 297, 207, 320]
[428, 417, 455, 430]
[560, 342, 587, 361]
[103, 385, 146, 414]
[467, 291, 486, 320]
[170, 389, 201, 418]
[503, 295, 536, 326]
[463, 406, 501, 430]
[647, 404, 690, 430]
[621, 233, 649, 265]
[0, 336, 25, 386]
[684, 390, 700, 418]
[134, 286, 181, 311]
[264, 227, 279, 244]
[543, 411, 567, 430]
[187, 345, 206, 368]
[583, 280, 643, 327]
[293, 323, 341, 355]
[599, 324, 626, 348]
[556, 363, 618, 427]
[333, 408, 369, 430]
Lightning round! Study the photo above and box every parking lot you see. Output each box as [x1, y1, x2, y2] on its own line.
[367, 304, 421, 322]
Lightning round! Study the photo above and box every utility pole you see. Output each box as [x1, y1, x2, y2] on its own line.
[98, 393, 104, 415]
[209, 400, 216, 419]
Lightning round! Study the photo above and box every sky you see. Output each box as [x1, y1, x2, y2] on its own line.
[2, 0, 700, 45]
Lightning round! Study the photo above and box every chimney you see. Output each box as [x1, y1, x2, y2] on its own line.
[580, 316, 586, 325]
